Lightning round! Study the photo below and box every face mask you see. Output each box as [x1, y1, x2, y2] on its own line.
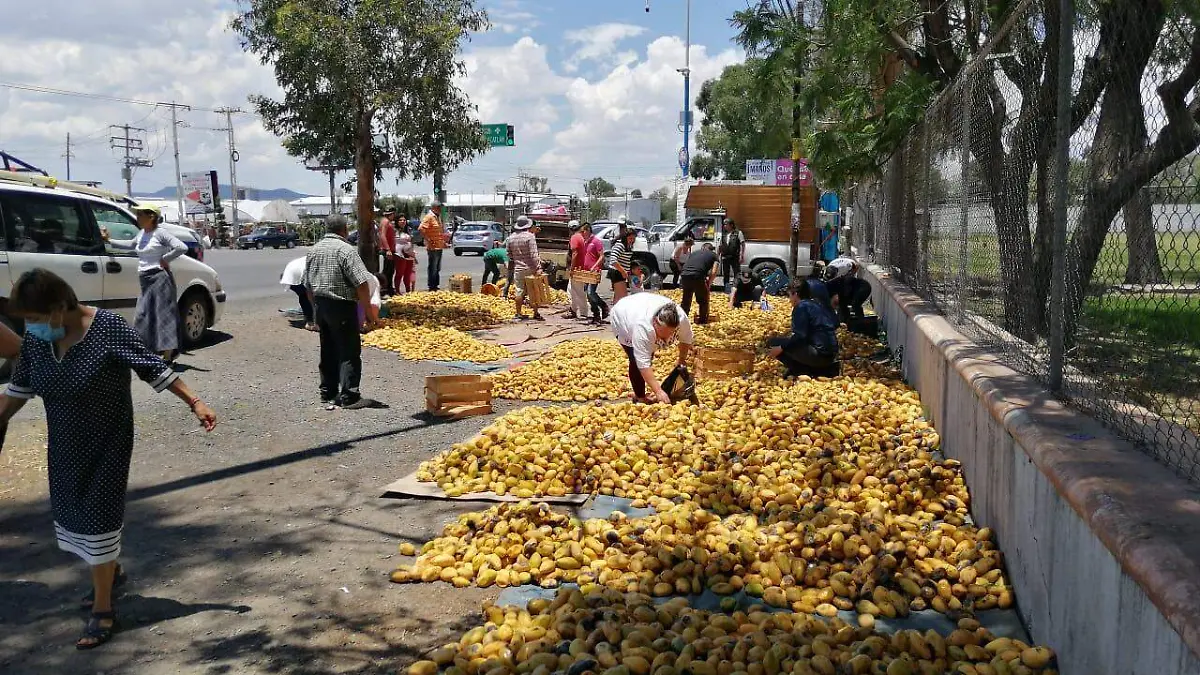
[27, 322, 65, 342]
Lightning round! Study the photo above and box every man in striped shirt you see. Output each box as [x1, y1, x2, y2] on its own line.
[419, 202, 446, 291]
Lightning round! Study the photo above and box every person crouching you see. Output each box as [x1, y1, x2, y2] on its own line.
[610, 293, 694, 404]
[768, 279, 840, 378]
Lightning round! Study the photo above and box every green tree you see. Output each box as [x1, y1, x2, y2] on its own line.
[693, 60, 793, 179]
[650, 186, 677, 222]
[689, 154, 720, 181]
[756, 0, 1200, 340]
[586, 198, 609, 222]
[585, 177, 617, 198]
[232, 0, 489, 269]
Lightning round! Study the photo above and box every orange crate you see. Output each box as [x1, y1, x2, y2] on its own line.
[425, 375, 492, 418]
[696, 347, 755, 380]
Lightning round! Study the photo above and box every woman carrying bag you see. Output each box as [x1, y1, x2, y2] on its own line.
[101, 203, 187, 361]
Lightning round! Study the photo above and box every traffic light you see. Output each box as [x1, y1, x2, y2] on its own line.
[506, 125, 515, 146]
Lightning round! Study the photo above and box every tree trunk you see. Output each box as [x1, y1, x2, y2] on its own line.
[1031, 152, 1052, 332]
[1122, 188, 1165, 284]
[355, 107, 378, 272]
[1064, 3, 1176, 344]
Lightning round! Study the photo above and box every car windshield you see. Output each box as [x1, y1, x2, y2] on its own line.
[458, 224, 488, 232]
[251, 228, 272, 235]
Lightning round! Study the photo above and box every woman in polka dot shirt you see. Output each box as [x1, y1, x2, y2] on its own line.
[0, 269, 217, 649]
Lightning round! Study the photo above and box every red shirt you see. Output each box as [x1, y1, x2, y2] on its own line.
[578, 234, 604, 270]
[380, 218, 397, 254]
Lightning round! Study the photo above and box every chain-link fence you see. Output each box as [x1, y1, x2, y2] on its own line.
[853, 0, 1200, 483]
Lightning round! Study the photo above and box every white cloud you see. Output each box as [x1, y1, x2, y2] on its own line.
[563, 23, 649, 73]
[0, 1, 743, 198]
[0, 0, 302, 195]
[533, 36, 741, 191]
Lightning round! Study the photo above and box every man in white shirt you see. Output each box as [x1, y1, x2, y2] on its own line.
[827, 255, 858, 280]
[279, 256, 316, 331]
[610, 293, 693, 404]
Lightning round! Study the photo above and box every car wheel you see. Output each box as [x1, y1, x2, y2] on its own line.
[179, 291, 210, 347]
[286, 240, 296, 249]
[256, 242, 264, 250]
[751, 260, 785, 283]
[0, 313, 21, 382]
[454, 249, 462, 256]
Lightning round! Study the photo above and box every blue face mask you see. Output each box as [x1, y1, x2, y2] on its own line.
[27, 322, 65, 342]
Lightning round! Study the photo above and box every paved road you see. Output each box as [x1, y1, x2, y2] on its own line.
[205, 247, 496, 311]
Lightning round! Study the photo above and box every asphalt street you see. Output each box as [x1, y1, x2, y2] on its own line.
[206, 246, 499, 311]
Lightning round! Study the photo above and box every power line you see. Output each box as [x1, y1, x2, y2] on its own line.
[0, 79, 247, 115]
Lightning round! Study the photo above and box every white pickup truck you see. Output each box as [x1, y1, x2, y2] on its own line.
[632, 216, 812, 285]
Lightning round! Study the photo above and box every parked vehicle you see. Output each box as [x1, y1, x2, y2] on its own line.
[237, 226, 299, 250]
[452, 221, 505, 256]
[0, 171, 227, 374]
[594, 224, 658, 285]
[622, 214, 811, 287]
[650, 222, 675, 238]
[95, 212, 206, 262]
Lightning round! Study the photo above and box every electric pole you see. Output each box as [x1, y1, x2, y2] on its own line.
[168, 102, 190, 225]
[306, 163, 352, 218]
[215, 107, 243, 233]
[110, 124, 152, 196]
[63, 133, 75, 180]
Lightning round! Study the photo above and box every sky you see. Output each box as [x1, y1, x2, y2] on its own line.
[0, 0, 749, 200]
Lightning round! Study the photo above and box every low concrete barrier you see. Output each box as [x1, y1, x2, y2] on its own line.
[861, 264, 1200, 674]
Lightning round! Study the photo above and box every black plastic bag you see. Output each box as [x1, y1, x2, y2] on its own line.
[662, 365, 699, 405]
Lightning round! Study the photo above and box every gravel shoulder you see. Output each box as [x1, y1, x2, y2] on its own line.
[0, 292, 520, 675]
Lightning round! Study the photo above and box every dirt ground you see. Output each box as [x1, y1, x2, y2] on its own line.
[0, 293, 534, 674]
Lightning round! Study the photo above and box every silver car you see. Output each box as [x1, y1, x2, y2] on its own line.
[452, 221, 505, 255]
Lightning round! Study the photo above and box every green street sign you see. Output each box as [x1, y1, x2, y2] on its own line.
[482, 123, 514, 147]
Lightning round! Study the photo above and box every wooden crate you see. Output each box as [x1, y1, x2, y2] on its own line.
[570, 269, 601, 285]
[450, 275, 473, 294]
[696, 347, 755, 380]
[523, 274, 551, 306]
[425, 375, 492, 419]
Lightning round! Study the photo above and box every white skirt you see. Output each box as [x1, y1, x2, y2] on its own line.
[55, 522, 122, 565]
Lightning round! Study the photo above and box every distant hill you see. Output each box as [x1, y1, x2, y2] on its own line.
[135, 184, 311, 202]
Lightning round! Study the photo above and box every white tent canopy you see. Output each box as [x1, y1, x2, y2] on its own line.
[259, 199, 300, 223]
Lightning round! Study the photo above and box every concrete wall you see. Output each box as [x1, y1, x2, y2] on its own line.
[861, 265, 1200, 675]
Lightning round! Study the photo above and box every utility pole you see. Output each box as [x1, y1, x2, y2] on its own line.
[63, 133, 75, 180]
[306, 163, 353, 219]
[167, 102, 191, 225]
[110, 124, 152, 196]
[215, 107, 243, 233]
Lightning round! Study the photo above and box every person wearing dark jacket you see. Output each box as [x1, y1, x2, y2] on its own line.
[825, 274, 872, 322]
[768, 279, 840, 377]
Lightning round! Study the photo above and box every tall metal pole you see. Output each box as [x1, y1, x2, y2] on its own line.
[216, 107, 242, 233]
[681, 0, 691, 179]
[171, 103, 186, 225]
[64, 133, 72, 180]
[124, 125, 134, 196]
[1048, 0, 1074, 391]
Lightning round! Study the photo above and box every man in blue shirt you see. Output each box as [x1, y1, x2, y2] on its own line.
[768, 279, 840, 377]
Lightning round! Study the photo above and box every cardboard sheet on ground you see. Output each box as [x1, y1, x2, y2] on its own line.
[380, 470, 588, 505]
[495, 584, 1030, 643]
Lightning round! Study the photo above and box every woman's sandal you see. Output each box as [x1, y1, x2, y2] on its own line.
[80, 564, 126, 610]
[76, 610, 117, 650]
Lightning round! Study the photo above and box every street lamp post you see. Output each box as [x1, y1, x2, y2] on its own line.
[680, 0, 691, 180]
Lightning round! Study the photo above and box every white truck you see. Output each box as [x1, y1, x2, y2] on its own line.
[635, 215, 812, 286]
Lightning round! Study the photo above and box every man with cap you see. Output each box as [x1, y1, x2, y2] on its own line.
[303, 215, 375, 409]
[418, 201, 446, 291]
[505, 216, 543, 321]
[378, 209, 397, 296]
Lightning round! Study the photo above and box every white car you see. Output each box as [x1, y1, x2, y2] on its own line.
[0, 177, 227, 357]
